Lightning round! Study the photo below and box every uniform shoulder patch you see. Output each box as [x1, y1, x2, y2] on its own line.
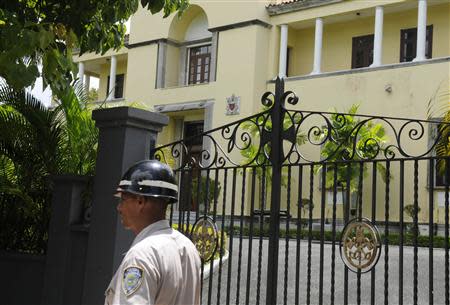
[122, 266, 143, 296]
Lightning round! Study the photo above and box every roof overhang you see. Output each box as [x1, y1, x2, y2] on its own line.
[267, 0, 343, 16]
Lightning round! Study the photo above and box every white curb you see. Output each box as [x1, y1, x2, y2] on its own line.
[202, 250, 229, 281]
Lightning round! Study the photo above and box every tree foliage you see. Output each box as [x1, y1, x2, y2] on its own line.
[0, 83, 98, 253]
[426, 82, 450, 176]
[0, 0, 188, 94]
[240, 106, 306, 190]
[316, 104, 389, 193]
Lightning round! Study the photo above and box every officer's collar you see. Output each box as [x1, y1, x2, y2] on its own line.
[131, 219, 170, 247]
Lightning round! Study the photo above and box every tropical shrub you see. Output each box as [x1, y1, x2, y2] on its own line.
[0, 83, 98, 253]
[239, 106, 306, 203]
[316, 104, 389, 216]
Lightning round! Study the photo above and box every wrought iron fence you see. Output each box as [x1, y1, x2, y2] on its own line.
[153, 78, 450, 305]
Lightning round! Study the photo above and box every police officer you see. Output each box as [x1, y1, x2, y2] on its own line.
[105, 160, 201, 305]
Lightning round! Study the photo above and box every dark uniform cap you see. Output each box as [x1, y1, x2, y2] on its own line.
[116, 160, 178, 203]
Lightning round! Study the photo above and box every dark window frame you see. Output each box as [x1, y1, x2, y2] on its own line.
[179, 120, 205, 211]
[400, 25, 433, 62]
[351, 34, 374, 69]
[188, 45, 211, 85]
[106, 74, 125, 99]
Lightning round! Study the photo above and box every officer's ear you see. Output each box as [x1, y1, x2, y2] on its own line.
[137, 196, 146, 209]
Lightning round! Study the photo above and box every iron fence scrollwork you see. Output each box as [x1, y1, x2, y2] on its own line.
[152, 78, 450, 305]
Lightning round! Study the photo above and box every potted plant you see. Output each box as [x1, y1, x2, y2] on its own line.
[299, 198, 314, 228]
[404, 204, 421, 235]
[316, 104, 390, 218]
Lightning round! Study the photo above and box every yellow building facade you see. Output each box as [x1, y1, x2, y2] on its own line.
[74, 0, 449, 225]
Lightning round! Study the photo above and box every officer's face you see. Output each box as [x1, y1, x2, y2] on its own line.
[117, 193, 141, 230]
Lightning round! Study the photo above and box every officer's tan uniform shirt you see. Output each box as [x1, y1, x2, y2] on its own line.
[105, 220, 201, 305]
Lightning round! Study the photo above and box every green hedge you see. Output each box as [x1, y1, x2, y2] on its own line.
[229, 226, 450, 249]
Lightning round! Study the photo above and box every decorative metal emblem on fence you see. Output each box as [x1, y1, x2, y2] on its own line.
[190, 216, 219, 262]
[340, 218, 381, 273]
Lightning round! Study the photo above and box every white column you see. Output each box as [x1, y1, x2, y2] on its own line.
[78, 62, 85, 86]
[370, 6, 384, 67]
[156, 41, 167, 88]
[107, 55, 117, 101]
[311, 18, 323, 74]
[278, 24, 288, 78]
[84, 75, 90, 92]
[414, 0, 427, 61]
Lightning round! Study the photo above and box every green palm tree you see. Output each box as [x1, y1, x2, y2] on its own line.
[426, 83, 450, 176]
[316, 104, 389, 217]
[0, 83, 98, 253]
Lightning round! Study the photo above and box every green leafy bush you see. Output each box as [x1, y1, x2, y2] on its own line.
[0, 84, 98, 253]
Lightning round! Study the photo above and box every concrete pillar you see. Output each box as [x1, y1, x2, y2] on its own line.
[371, 6, 384, 67]
[78, 62, 85, 87]
[41, 175, 90, 305]
[82, 107, 168, 305]
[311, 18, 323, 74]
[278, 24, 288, 78]
[156, 41, 167, 88]
[414, 0, 427, 61]
[107, 55, 117, 100]
[84, 75, 90, 92]
[178, 46, 187, 86]
[209, 32, 219, 82]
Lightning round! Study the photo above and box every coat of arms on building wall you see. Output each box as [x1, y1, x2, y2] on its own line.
[226, 94, 240, 115]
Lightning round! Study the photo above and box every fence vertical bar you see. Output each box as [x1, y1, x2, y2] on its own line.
[384, 161, 391, 305]
[216, 169, 228, 305]
[245, 167, 257, 305]
[226, 168, 237, 305]
[256, 167, 267, 305]
[207, 169, 220, 305]
[295, 165, 303, 305]
[344, 163, 351, 305]
[199, 169, 211, 302]
[371, 161, 378, 305]
[413, 160, 419, 305]
[319, 163, 326, 305]
[429, 158, 434, 305]
[266, 77, 285, 305]
[445, 158, 449, 305]
[186, 167, 194, 233]
[399, 160, 404, 305]
[284, 166, 292, 305]
[307, 165, 314, 305]
[357, 162, 363, 305]
[236, 168, 247, 305]
[331, 163, 338, 305]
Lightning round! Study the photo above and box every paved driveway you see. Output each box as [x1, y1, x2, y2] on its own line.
[201, 237, 448, 305]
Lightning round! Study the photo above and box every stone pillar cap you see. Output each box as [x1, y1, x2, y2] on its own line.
[92, 106, 169, 131]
